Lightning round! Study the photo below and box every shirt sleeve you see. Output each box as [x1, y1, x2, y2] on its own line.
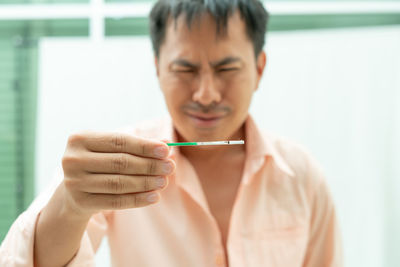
[0, 168, 109, 267]
[302, 175, 343, 267]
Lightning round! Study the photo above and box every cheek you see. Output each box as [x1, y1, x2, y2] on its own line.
[224, 73, 255, 106]
[161, 73, 192, 93]
[160, 77, 189, 111]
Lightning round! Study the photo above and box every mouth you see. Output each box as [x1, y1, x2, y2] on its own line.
[184, 112, 226, 128]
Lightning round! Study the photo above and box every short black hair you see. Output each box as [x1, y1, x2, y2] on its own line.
[149, 0, 269, 58]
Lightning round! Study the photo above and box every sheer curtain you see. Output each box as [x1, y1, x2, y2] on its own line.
[37, 26, 400, 267]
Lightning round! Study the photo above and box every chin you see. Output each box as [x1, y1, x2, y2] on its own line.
[172, 111, 245, 141]
[184, 124, 240, 143]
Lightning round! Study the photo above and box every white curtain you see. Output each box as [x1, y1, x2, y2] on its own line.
[37, 26, 400, 267]
[251, 26, 400, 267]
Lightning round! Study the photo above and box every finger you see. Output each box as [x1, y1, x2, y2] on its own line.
[160, 139, 171, 144]
[81, 191, 161, 210]
[70, 132, 170, 159]
[81, 152, 175, 176]
[70, 174, 167, 194]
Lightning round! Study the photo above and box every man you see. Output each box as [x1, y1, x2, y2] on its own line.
[0, 0, 342, 266]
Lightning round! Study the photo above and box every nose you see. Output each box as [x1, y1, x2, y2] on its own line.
[192, 72, 221, 106]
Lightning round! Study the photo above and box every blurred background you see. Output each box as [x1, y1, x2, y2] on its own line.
[0, 0, 399, 266]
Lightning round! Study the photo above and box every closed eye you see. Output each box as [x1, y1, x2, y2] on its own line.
[174, 70, 195, 73]
[218, 67, 239, 72]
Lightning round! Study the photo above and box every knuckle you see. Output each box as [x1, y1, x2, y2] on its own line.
[144, 176, 149, 191]
[67, 132, 86, 146]
[62, 153, 80, 170]
[111, 133, 126, 151]
[105, 176, 125, 193]
[112, 154, 129, 172]
[136, 138, 148, 156]
[141, 142, 146, 155]
[110, 196, 125, 209]
[147, 160, 156, 174]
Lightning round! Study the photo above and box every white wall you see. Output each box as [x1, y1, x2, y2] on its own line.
[37, 26, 400, 267]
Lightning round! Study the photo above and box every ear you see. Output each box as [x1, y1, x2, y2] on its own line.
[154, 56, 160, 77]
[255, 51, 267, 91]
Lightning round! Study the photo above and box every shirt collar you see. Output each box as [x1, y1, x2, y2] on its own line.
[244, 115, 295, 178]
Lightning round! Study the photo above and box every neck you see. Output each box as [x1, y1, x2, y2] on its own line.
[177, 125, 246, 163]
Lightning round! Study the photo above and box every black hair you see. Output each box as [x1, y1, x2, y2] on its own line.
[149, 0, 269, 58]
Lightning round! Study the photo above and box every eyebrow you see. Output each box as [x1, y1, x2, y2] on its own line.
[171, 59, 199, 69]
[170, 56, 242, 69]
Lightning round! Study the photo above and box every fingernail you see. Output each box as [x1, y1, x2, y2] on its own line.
[162, 162, 173, 174]
[155, 177, 166, 188]
[154, 146, 168, 158]
[146, 193, 158, 203]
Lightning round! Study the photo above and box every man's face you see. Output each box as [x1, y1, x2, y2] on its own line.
[156, 11, 266, 142]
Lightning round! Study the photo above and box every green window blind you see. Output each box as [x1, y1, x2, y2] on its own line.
[0, 18, 89, 242]
[0, 40, 18, 241]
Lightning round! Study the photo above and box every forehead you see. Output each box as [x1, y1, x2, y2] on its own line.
[160, 11, 252, 59]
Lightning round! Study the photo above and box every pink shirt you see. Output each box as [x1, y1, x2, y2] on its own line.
[0, 116, 342, 267]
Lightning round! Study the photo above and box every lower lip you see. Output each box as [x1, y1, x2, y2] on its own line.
[187, 115, 223, 128]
